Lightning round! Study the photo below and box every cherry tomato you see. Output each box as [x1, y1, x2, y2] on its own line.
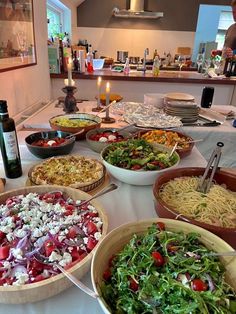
[67, 227, 77, 239]
[103, 268, 112, 281]
[129, 277, 139, 291]
[152, 251, 165, 267]
[191, 279, 208, 291]
[156, 222, 165, 231]
[131, 164, 142, 170]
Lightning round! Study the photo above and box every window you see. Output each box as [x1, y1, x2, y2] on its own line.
[47, 0, 71, 40]
[216, 10, 234, 49]
[47, 4, 63, 39]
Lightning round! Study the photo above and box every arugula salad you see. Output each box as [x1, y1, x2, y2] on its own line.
[101, 223, 236, 313]
[102, 139, 179, 171]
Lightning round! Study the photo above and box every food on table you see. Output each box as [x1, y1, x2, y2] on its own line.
[103, 139, 178, 171]
[88, 130, 126, 143]
[31, 137, 66, 147]
[0, 191, 103, 286]
[29, 155, 104, 188]
[101, 223, 236, 313]
[159, 176, 236, 228]
[140, 130, 191, 149]
[50, 116, 96, 128]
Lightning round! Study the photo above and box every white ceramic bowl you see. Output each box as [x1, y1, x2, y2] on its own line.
[91, 218, 236, 314]
[100, 142, 180, 185]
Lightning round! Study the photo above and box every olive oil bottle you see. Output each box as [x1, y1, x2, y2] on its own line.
[0, 100, 22, 178]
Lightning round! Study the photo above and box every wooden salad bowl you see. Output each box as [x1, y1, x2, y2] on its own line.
[153, 167, 236, 249]
[0, 185, 108, 304]
[91, 219, 236, 314]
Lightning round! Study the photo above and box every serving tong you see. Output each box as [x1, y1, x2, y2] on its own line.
[197, 142, 224, 194]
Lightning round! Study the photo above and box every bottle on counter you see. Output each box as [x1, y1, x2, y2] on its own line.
[152, 56, 160, 76]
[86, 45, 94, 73]
[73, 50, 79, 71]
[123, 57, 130, 75]
[0, 100, 22, 178]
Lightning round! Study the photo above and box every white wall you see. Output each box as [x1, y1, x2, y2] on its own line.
[0, 0, 51, 117]
[73, 27, 195, 60]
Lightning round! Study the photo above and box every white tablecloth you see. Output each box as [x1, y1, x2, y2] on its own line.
[0, 123, 207, 313]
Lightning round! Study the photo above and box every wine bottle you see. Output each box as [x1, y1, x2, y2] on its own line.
[0, 100, 22, 178]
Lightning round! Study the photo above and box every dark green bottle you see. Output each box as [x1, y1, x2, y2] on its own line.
[0, 100, 22, 178]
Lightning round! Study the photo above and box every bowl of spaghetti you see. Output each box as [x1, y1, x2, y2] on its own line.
[153, 167, 236, 249]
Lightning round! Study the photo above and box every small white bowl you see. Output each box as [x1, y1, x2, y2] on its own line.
[100, 142, 180, 185]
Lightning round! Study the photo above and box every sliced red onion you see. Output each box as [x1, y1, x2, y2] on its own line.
[16, 232, 30, 249]
[205, 273, 215, 291]
[48, 232, 64, 247]
[72, 225, 85, 236]
[2, 268, 11, 279]
[10, 265, 27, 277]
[64, 238, 83, 246]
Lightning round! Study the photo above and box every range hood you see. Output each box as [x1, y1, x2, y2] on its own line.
[113, 0, 164, 19]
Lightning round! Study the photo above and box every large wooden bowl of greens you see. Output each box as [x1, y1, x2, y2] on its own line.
[91, 218, 236, 314]
[100, 139, 180, 185]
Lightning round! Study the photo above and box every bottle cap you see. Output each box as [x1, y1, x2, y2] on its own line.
[0, 100, 7, 113]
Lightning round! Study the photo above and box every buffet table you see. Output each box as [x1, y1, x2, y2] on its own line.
[0, 101, 208, 314]
[18, 100, 236, 167]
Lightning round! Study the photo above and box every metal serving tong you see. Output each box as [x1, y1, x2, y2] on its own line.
[197, 142, 224, 194]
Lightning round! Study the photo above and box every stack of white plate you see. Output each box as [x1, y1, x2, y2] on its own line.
[164, 93, 199, 123]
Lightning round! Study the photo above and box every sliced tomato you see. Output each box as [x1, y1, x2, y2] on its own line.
[108, 254, 116, 267]
[86, 212, 98, 218]
[191, 279, 208, 291]
[0, 245, 10, 260]
[129, 277, 139, 291]
[152, 251, 165, 267]
[0, 278, 6, 286]
[67, 227, 77, 239]
[0, 231, 6, 241]
[30, 259, 44, 274]
[86, 237, 97, 252]
[44, 240, 56, 257]
[86, 221, 97, 235]
[5, 277, 14, 285]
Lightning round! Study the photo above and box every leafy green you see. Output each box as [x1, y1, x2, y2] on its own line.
[103, 139, 178, 170]
[101, 224, 236, 314]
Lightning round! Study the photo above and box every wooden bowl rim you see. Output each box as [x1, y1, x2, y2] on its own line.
[0, 185, 108, 293]
[153, 167, 236, 233]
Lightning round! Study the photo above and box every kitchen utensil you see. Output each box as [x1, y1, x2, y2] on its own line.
[169, 142, 178, 157]
[34, 254, 98, 299]
[182, 121, 221, 127]
[197, 142, 224, 193]
[94, 100, 116, 117]
[205, 251, 236, 257]
[78, 183, 118, 207]
[65, 129, 84, 139]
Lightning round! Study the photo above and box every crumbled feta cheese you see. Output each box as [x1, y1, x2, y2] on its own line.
[58, 252, 72, 267]
[83, 237, 88, 244]
[32, 228, 43, 238]
[11, 248, 23, 260]
[47, 140, 56, 146]
[14, 228, 27, 238]
[94, 232, 102, 241]
[49, 251, 62, 262]
[13, 273, 29, 285]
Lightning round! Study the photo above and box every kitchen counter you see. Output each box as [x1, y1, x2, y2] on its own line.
[50, 70, 236, 107]
[51, 69, 236, 85]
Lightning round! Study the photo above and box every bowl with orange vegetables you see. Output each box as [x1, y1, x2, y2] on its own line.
[136, 129, 194, 158]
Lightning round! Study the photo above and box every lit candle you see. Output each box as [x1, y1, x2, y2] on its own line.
[105, 82, 110, 119]
[97, 77, 102, 108]
[64, 79, 75, 86]
[67, 57, 73, 86]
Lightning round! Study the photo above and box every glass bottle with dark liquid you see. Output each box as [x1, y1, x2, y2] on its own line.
[0, 100, 22, 178]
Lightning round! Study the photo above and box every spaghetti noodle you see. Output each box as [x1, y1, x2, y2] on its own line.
[159, 176, 236, 228]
